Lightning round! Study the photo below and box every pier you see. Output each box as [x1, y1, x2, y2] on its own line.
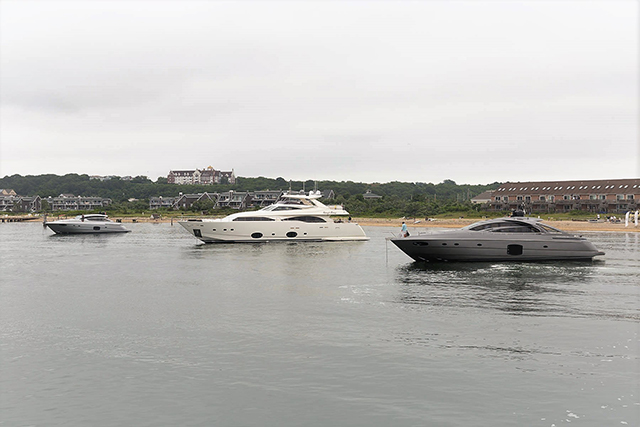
[1, 216, 41, 223]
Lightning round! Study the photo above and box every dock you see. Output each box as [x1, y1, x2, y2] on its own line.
[1, 216, 41, 223]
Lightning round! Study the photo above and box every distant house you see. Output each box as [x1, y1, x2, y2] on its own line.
[200, 167, 217, 185]
[173, 193, 200, 209]
[363, 190, 382, 199]
[471, 190, 494, 204]
[249, 190, 283, 207]
[168, 170, 198, 185]
[12, 195, 42, 212]
[0, 194, 41, 212]
[167, 166, 235, 185]
[46, 194, 112, 211]
[216, 191, 250, 209]
[89, 175, 118, 181]
[150, 189, 336, 211]
[149, 196, 177, 210]
[0, 196, 13, 211]
[173, 192, 218, 210]
[0, 189, 20, 212]
[219, 170, 236, 184]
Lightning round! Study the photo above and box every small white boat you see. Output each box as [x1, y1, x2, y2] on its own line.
[45, 214, 130, 234]
[391, 216, 605, 262]
[179, 191, 368, 243]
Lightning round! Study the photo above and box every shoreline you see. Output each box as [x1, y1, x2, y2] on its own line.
[352, 217, 639, 233]
[98, 216, 640, 233]
[26, 213, 638, 233]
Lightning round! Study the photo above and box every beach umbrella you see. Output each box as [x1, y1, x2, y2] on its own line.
[635, 210, 639, 227]
[625, 211, 630, 227]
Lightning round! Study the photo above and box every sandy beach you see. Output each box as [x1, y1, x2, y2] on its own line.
[109, 215, 639, 233]
[352, 217, 639, 233]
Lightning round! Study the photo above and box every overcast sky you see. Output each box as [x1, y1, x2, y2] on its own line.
[1, 0, 637, 185]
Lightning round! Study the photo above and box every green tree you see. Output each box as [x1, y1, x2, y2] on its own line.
[191, 199, 215, 212]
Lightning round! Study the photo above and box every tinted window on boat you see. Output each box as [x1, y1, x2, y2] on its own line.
[232, 217, 275, 221]
[271, 206, 302, 211]
[538, 224, 563, 233]
[491, 226, 537, 233]
[469, 221, 513, 231]
[282, 216, 326, 223]
[469, 221, 539, 233]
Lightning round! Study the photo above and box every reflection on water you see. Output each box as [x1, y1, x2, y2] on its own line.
[186, 239, 368, 262]
[394, 260, 635, 320]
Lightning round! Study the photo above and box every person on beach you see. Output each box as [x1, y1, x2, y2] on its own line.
[401, 221, 409, 237]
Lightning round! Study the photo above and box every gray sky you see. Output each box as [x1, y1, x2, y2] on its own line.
[1, 0, 637, 184]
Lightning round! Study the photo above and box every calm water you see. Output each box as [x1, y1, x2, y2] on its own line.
[1, 222, 638, 427]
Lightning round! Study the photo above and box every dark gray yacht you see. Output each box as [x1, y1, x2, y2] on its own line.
[390, 216, 605, 262]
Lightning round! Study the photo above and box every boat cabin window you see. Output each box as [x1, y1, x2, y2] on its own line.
[262, 205, 303, 211]
[538, 224, 564, 234]
[490, 225, 538, 233]
[278, 198, 315, 206]
[468, 221, 510, 231]
[282, 216, 326, 223]
[273, 206, 302, 211]
[279, 198, 305, 205]
[468, 221, 540, 233]
[232, 217, 275, 221]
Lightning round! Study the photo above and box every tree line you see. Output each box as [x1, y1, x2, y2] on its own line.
[0, 174, 501, 216]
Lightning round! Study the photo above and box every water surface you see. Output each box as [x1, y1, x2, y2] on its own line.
[1, 223, 638, 426]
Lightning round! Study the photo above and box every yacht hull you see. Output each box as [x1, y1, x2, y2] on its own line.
[45, 222, 130, 234]
[391, 234, 604, 262]
[179, 219, 368, 243]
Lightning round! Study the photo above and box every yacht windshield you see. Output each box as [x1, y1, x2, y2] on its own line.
[261, 205, 303, 212]
[468, 221, 540, 233]
[538, 223, 565, 234]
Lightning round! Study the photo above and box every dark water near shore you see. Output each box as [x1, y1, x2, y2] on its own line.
[1, 222, 638, 426]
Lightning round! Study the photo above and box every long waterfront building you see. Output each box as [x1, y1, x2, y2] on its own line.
[482, 178, 638, 214]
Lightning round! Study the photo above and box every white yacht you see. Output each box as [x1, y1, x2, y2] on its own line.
[179, 191, 368, 243]
[45, 214, 131, 234]
[391, 216, 605, 262]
